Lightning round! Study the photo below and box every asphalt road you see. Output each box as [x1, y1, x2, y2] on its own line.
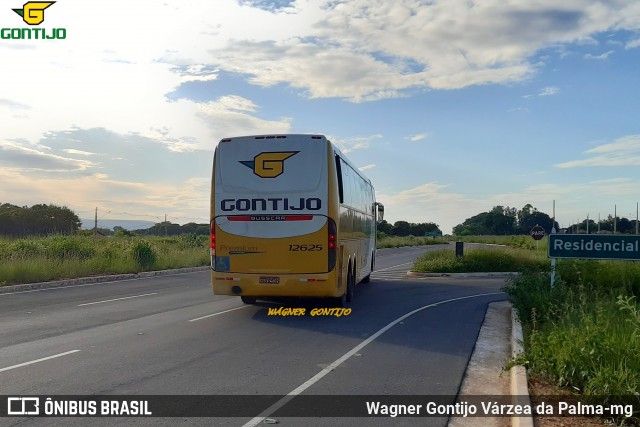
[0, 244, 508, 426]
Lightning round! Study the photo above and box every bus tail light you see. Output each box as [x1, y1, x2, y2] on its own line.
[210, 220, 216, 268]
[328, 218, 337, 271]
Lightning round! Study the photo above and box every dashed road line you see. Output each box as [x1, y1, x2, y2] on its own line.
[77, 293, 158, 307]
[0, 350, 81, 373]
[189, 306, 249, 322]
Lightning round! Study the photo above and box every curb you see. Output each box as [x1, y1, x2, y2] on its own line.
[0, 266, 210, 294]
[510, 304, 534, 427]
[406, 271, 520, 278]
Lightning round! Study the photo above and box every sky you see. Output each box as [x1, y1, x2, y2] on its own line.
[1, 0, 639, 234]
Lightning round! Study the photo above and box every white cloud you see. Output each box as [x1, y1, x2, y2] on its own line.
[539, 86, 560, 96]
[330, 134, 384, 153]
[0, 168, 209, 224]
[377, 176, 640, 234]
[204, 1, 640, 97]
[0, 142, 96, 171]
[2, 0, 640, 154]
[584, 50, 615, 60]
[585, 135, 640, 154]
[626, 38, 640, 49]
[2, 0, 640, 231]
[377, 182, 488, 233]
[358, 164, 376, 171]
[406, 133, 429, 142]
[0, 98, 30, 110]
[555, 135, 640, 168]
[195, 96, 292, 141]
[63, 149, 95, 156]
[0, 128, 213, 224]
[1, 0, 299, 152]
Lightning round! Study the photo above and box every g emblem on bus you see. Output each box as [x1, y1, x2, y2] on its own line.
[240, 151, 299, 178]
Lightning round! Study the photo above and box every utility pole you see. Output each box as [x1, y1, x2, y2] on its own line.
[614, 205, 617, 234]
[550, 200, 556, 288]
[94, 207, 98, 236]
[165, 213, 167, 236]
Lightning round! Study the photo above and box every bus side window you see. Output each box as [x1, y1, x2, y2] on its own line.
[342, 160, 352, 207]
[335, 156, 344, 204]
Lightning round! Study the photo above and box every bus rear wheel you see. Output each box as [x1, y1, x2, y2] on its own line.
[362, 255, 374, 283]
[346, 267, 355, 302]
[240, 296, 256, 304]
[331, 266, 354, 307]
[332, 292, 347, 307]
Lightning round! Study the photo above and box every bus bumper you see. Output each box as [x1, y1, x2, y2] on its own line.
[211, 272, 341, 298]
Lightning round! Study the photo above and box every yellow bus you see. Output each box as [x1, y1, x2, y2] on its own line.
[210, 134, 384, 306]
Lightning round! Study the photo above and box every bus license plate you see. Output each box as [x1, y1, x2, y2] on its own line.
[259, 276, 280, 284]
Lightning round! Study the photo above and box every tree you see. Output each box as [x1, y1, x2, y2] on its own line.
[520, 211, 557, 235]
[113, 226, 132, 237]
[453, 204, 556, 236]
[391, 221, 411, 237]
[0, 203, 81, 236]
[376, 220, 392, 235]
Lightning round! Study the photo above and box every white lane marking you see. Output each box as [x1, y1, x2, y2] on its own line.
[0, 270, 207, 296]
[189, 306, 249, 322]
[242, 291, 504, 427]
[0, 350, 81, 373]
[77, 293, 158, 307]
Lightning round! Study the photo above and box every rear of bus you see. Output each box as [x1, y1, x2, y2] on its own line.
[210, 134, 340, 301]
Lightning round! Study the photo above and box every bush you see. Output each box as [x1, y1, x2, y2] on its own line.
[413, 248, 547, 273]
[46, 236, 96, 260]
[377, 236, 446, 248]
[130, 240, 157, 270]
[178, 233, 207, 249]
[9, 239, 47, 259]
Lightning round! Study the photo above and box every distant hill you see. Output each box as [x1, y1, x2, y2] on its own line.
[80, 219, 156, 231]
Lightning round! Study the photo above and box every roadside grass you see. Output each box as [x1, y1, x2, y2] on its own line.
[0, 234, 209, 286]
[412, 247, 548, 273]
[504, 259, 640, 423]
[377, 235, 447, 248]
[0, 233, 445, 286]
[414, 239, 640, 422]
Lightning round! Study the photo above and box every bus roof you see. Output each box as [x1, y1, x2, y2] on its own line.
[219, 134, 326, 143]
[217, 133, 372, 187]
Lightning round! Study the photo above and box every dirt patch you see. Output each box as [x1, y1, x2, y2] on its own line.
[529, 375, 609, 427]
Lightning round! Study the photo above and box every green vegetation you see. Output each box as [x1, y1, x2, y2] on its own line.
[453, 203, 639, 236]
[453, 204, 557, 236]
[504, 259, 640, 423]
[413, 247, 547, 273]
[377, 220, 441, 237]
[376, 235, 447, 248]
[0, 234, 209, 286]
[411, 237, 640, 422]
[0, 233, 446, 286]
[445, 234, 547, 250]
[0, 203, 81, 236]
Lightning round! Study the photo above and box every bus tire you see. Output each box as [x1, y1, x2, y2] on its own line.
[331, 292, 347, 307]
[361, 254, 374, 283]
[241, 296, 256, 304]
[346, 266, 355, 303]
